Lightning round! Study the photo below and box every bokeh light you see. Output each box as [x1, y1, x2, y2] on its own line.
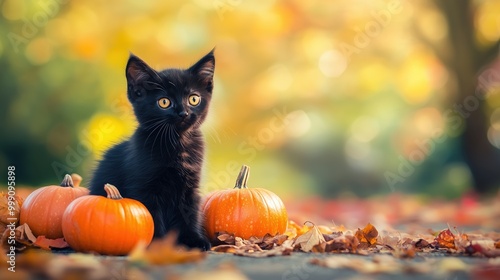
[1, 0, 499, 197]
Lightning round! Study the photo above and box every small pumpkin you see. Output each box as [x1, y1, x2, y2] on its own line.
[202, 165, 288, 240]
[62, 184, 154, 255]
[19, 174, 89, 239]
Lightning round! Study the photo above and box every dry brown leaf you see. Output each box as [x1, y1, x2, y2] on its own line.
[253, 233, 288, 250]
[495, 240, 500, 249]
[211, 244, 238, 253]
[235, 236, 250, 247]
[355, 223, 378, 246]
[212, 234, 293, 257]
[316, 234, 359, 253]
[414, 238, 431, 249]
[218, 233, 235, 243]
[434, 228, 469, 250]
[235, 239, 294, 257]
[434, 228, 456, 249]
[293, 221, 326, 252]
[0, 192, 23, 232]
[128, 232, 205, 265]
[2, 223, 37, 251]
[322, 231, 343, 241]
[34, 236, 69, 250]
[2, 223, 67, 251]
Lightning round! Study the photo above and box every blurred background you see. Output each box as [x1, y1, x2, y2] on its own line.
[1, 0, 500, 200]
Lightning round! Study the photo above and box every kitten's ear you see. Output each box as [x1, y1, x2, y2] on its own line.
[126, 54, 159, 101]
[189, 49, 215, 92]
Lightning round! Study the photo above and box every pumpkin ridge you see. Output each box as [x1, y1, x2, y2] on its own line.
[235, 188, 242, 238]
[261, 189, 275, 234]
[255, 189, 270, 237]
[115, 200, 127, 254]
[205, 193, 220, 238]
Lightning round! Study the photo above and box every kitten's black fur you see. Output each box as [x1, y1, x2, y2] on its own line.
[89, 50, 215, 250]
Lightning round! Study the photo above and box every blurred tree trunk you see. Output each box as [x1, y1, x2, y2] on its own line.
[434, 0, 500, 193]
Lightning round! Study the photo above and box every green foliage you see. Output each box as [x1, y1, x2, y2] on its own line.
[1, 0, 498, 195]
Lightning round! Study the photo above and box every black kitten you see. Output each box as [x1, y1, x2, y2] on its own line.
[89, 50, 215, 250]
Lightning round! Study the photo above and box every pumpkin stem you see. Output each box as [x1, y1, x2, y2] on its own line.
[71, 173, 83, 187]
[60, 174, 74, 188]
[104, 184, 123, 200]
[234, 165, 250, 189]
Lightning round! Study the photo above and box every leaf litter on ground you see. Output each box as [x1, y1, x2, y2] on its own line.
[2, 192, 499, 279]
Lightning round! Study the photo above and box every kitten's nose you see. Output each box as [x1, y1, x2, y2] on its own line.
[178, 111, 189, 118]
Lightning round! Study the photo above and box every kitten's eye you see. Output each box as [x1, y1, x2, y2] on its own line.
[188, 94, 201, 106]
[157, 97, 171, 109]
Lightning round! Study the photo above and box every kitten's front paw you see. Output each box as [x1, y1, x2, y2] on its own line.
[178, 234, 211, 251]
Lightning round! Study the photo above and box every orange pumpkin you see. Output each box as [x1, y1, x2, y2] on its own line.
[202, 165, 288, 240]
[62, 184, 154, 255]
[19, 174, 89, 239]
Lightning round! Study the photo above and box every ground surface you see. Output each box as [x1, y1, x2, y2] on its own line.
[168, 253, 479, 280]
[1, 192, 499, 279]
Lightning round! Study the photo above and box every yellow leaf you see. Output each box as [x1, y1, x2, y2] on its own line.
[293, 222, 326, 252]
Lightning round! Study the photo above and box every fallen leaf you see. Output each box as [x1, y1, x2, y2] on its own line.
[293, 221, 326, 252]
[212, 234, 293, 258]
[213, 231, 236, 246]
[2, 223, 37, 250]
[128, 232, 205, 265]
[0, 192, 23, 232]
[434, 228, 456, 249]
[317, 233, 359, 253]
[414, 238, 431, 249]
[211, 244, 238, 253]
[34, 236, 69, 250]
[235, 237, 249, 247]
[254, 233, 288, 250]
[355, 223, 378, 246]
[235, 239, 294, 257]
[285, 220, 311, 239]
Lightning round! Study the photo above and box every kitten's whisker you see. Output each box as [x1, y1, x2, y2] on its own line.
[174, 127, 185, 150]
[158, 123, 165, 158]
[158, 122, 168, 158]
[143, 118, 165, 126]
[150, 121, 166, 156]
[144, 120, 165, 148]
[167, 124, 176, 148]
